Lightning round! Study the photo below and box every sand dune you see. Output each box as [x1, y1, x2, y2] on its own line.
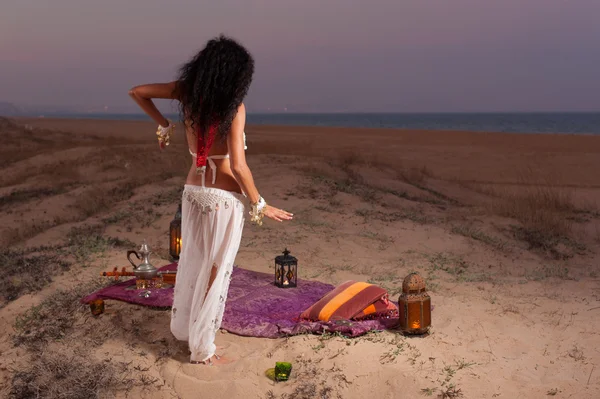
[1, 117, 599, 398]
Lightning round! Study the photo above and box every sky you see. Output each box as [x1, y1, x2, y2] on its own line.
[1, 0, 599, 113]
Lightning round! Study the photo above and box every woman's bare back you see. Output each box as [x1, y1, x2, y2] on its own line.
[184, 126, 243, 194]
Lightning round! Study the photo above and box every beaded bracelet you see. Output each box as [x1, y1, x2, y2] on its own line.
[250, 197, 267, 226]
[156, 120, 175, 148]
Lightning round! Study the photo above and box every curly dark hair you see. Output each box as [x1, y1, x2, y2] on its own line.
[176, 35, 254, 140]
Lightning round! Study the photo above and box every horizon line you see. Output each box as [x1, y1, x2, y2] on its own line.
[5, 110, 600, 116]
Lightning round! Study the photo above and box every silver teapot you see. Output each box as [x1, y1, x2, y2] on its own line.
[127, 240, 158, 280]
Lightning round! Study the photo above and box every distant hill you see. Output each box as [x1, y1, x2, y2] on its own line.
[0, 101, 21, 116]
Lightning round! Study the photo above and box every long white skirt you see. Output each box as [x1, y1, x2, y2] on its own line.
[170, 185, 246, 362]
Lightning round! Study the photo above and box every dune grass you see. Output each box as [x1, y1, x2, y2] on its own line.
[0, 225, 135, 307]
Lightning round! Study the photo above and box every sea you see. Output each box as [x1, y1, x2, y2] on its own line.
[34, 112, 600, 135]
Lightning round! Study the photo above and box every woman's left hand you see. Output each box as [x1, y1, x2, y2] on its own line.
[263, 205, 293, 222]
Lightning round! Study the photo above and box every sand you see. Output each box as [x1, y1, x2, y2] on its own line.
[1, 117, 599, 398]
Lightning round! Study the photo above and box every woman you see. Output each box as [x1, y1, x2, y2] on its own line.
[129, 35, 293, 365]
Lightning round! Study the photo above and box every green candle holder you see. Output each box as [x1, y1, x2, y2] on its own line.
[275, 362, 292, 381]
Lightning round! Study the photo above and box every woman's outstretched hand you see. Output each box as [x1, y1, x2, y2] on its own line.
[264, 205, 293, 222]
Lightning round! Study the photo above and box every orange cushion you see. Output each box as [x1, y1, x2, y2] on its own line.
[353, 298, 398, 320]
[300, 281, 395, 322]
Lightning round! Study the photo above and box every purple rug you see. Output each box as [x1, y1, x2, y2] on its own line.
[82, 264, 399, 338]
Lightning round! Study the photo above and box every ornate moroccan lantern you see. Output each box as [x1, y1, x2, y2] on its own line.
[274, 249, 298, 288]
[169, 203, 182, 261]
[398, 273, 431, 335]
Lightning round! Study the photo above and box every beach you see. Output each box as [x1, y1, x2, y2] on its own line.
[1, 117, 599, 398]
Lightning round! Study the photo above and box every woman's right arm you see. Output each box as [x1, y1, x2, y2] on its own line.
[228, 104, 293, 223]
[128, 82, 179, 127]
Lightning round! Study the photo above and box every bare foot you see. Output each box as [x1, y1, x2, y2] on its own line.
[190, 354, 235, 365]
[187, 346, 227, 355]
[210, 354, 235, 365]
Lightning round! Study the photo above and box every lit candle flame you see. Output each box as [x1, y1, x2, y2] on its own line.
[411, 320, 421, 329]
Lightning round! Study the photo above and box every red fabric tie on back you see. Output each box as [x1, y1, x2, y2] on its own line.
[196, 124, 217, 175]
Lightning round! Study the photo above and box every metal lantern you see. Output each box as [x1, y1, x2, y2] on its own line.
[169, 203, 182, 261]
[398, 273, 431, 335]
[274, 248, 298, 288]
[89, 299, 105, 316]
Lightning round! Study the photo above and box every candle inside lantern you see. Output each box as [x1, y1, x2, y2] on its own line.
[170, 204, 183, 260]
[411, 320, 421, 329]
[283, 280, 289, 286]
